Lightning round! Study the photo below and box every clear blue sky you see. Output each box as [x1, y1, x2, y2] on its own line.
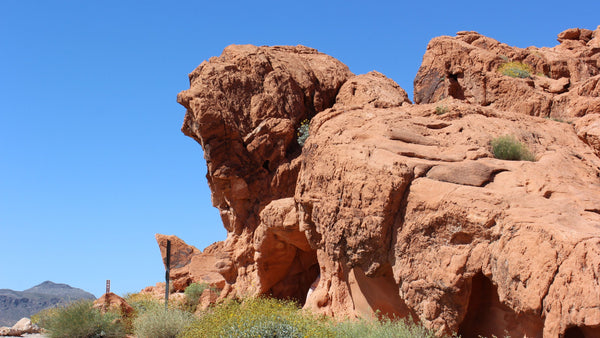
[1, 0, 598, 297]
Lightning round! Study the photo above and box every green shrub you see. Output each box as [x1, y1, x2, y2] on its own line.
[184, 283, 208, 304]
[491, 135, 535, 161]
[297, 119, 310, 147]
[498, 61, 533, 78]
[124, 292, 163, 315]
[435, 105, 449, 115]
[179, 297, 334, 338]
[223, 319, 304, 337]
[183, 282, 210, 312]
[41, 300, 125, 338]
[331, 317, 436, 338]
[31, 306, 59, 329]
[133, 307, 195, 338]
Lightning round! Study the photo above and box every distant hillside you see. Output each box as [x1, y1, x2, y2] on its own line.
[0, 281, 95, 326]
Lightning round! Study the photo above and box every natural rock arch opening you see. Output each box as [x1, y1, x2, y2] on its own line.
[458, 272, 543, 338]
[447, 73, 466, 100]
[265, 248, 320, 305]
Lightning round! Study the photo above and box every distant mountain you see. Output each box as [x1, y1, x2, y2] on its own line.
[0, 281, 95, 326]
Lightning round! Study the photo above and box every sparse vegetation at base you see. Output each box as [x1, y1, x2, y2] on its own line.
[498, 61, 533, 78]
[36, 300, 126, 338]
[183, 282, 218, 312]
[179, 296, 437, 338]
[34, 294, 440, 338]
[124, 292, 164, 315]
[332, 317, 437, 338]
[179, 297, 332, 337]
[491, 135, 535, 161]
[134, 306, 195, 338]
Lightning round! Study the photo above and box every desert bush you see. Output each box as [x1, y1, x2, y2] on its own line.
[124, 291, 189, 314]
[435, 105, 449, 115]
[491, 135, 535, 161]
[31, 306, 59, 329]
[331, 317, 436, 338]
[41, 300, 125, 338]
[183, 282, 209, 312]
[224, 319, 304, 337]
[133, 306, 194, 338]
[179, 297, 334, 337]
[124, 292, 163, 315]
[297, 119, 310, 147]
[498, 61, 533, 78]
[184, 283, 208, 304]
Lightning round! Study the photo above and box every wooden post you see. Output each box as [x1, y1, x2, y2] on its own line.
[165, 239, 171, 310]
[104, 280, 111, 312]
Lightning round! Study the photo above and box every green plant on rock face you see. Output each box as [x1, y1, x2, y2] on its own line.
[184, 283, 208, 304]
[297, 119, 310, 147]
[435, 105, 449, 115]
[183, 282, 211, 312]
[42, 300, 126, 338]
[498, 61, 534, 78]
[133, 307, 195, 338]
[491, 135, 535, 161]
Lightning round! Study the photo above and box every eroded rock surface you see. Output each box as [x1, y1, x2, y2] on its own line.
[175, 29, 600, 337]
[155, 234, 226, 291]
[414, 27, 600, 118]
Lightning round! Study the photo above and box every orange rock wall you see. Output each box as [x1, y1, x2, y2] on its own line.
[175, 29, 600, 337]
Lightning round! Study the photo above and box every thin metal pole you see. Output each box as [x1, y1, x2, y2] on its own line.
[165, 239, 171, 311]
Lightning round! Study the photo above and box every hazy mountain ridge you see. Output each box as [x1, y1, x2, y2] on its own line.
[0, 281, 95, 326]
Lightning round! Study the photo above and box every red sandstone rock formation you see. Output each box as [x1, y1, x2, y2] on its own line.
[174, 28, 600, 337]
[155, 234, 225, 291]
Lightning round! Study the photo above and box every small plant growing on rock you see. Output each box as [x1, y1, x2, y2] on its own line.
[544, 116, 572, 124]
[297, 119, 310, 147]
[435, 105, 449, 115]
[491, 135, 535, 161]
[183, 282, 215, 312]
[184, 282, 208, 304]
[498, 61, 533, 78]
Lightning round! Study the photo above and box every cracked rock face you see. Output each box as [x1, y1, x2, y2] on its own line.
[176, 29, 600, 337]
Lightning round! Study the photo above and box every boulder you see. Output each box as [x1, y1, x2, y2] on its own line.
[0, 317, 40, 336]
